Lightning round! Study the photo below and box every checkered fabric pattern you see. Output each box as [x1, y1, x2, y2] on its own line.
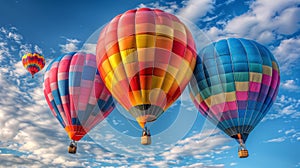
[189, 38, 280, 142]
[96, 8, 197, 125]
[43, 52, 115, 141]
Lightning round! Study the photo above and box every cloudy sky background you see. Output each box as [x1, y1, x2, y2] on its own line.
[0, 0, 299, 167]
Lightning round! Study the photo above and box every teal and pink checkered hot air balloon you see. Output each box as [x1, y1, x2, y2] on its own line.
[189, 38, 280, 158]
[43, 52, 115, 154]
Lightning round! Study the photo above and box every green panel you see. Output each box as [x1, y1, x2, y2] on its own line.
[234, 72, 249, 82]
[223, 82, 236, 92]
[249, 63, 262, 73]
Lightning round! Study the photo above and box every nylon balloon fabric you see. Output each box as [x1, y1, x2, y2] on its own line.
[43, 52, 115, 141]
[96, 8, 197, 128]
[189, 38, 280, 143]
[22, 52, 45, 78]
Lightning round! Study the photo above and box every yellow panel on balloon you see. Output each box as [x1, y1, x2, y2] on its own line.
[121, 49, 137, 64]
[131, 90, 143, 105]
[235, 82, 249, 91]
[155, 25, 174, 38]
[141, 89, 151, 104]
[173, 22, 186, 35]
[108, 53, 122, 70]
[262, 65, 272, 76]
[118, 36, 136, 51]
[151, 76, 164, 88]
[249, 72, 262, 82]
[102, 59, 113, 74]
[161, 73, 175, 93]
[166, 65, 179, 78]
[174, 60, 190, 85]
[136, 34, 155, 48]
[272, 61, 279, 71]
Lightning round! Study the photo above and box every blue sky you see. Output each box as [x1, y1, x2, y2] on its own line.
[0, 0, 300, 167]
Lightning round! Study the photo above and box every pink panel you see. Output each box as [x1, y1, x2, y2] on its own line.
[236, 91, 248, 101]
[249, 81, 261, 92]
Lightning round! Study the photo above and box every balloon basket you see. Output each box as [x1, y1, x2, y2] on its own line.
[68, 141, 77, 154]
[238, 149, 248, 158]
[141, 135, 151, 145]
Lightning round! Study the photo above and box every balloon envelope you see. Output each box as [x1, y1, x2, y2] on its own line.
[96, 8, 197, 128]
[189, 38, 280, 143]
[43, 52, 115, 141]
[22, 52, 45, 78]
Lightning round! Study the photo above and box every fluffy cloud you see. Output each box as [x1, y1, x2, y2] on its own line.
[224, 0, 300, 43]
[178, 0, 215, 22]
[158, 129, 231, 165]
[264, 94, 300, 121]
[281, 79, 300, 91]
[138, 1, 179, 14]
[59, 38, 80, 53]
[138, 0, 215, 22]
[273, 36, 300, 73]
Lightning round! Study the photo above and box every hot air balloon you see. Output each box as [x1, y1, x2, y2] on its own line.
[189, 38, 280, 158]
[96, 8, 197, 145]
[43, 52, 115, 153]
[22, 52, 45, 78]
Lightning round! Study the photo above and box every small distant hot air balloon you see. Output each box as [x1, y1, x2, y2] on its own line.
[96, 8, 197, 145]
[189, 38, 280, 158]
[22, 52, 45, 78]
[43, 52, 115, 154]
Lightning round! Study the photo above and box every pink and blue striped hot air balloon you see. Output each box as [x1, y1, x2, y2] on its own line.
[22, 52, 45, 78]
[43, 52, 115, 154]
[189, 38, 280, 158]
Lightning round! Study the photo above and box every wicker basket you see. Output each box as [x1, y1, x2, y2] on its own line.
[68, 145, 77, 154]
[141, 135, 151, 145]
[238, 149, 248, 158]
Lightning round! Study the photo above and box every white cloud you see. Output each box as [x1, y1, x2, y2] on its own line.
[266, 137, 286, 143]
[138, 2, 179, 14]
[224, 0, 300, 43]
[230, 162, 237, 166]
[0, 26, 23, 44]
[273, 36, 300, 73]
[80, 43, 96, 54]
[160, 129, 230, 162]
[285, 129, 296, 135]
[59, 38, 80, 53]
[263, 95, 300, 121]
[178, 0, 215, 22]
[137, 0, 215, 23]
[281, 80, 299, 90]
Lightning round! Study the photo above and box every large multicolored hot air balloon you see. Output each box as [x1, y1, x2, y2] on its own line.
[43, 52, 115, 153]
[22, 52, 45, 78]
[96, 8, 197, 144]
[189, 38, 280, 158]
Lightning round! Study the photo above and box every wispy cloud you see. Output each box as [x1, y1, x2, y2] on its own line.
[178, 0, 215, 22]
[263, 94, 300, 121]
[224, 0, 300, 43]
[59, 38, 80, 53]
[158, 129, 231, 165]
[265, 137, 286, 143]
[265, 128, 300, 143]
[273, 36, 300, 74]
[281, 79, 300, 91]
[138, 1, 179, 14]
